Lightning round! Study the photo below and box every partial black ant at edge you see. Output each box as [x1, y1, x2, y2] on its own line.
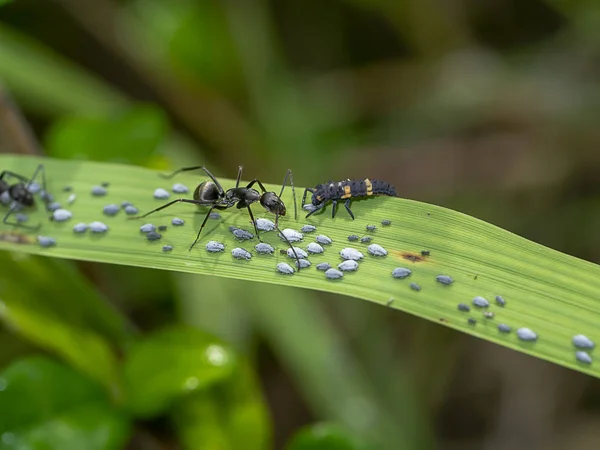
[130, 165, 302, 269]
[0, 164, 50, 230]
[302, 178, 397, 219]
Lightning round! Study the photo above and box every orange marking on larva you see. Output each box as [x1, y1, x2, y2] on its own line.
[365, 178, 373, 196]
[316, 194, 323, 201]
[340, 185, 352, 199]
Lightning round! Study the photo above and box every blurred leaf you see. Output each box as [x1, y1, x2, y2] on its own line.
[0, 356, 131, 450]
[45, 105, 168, 165]
[1, 155, 600, 381]
[123, 326, 237, 418]
[285, 423, 378, 450]
[0, 253, 123, 395]
[173, 361, 271, 450]
[0, 0, 13, 6]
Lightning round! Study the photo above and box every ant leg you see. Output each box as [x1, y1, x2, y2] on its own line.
[301, 188, 314, 207]
[343, 199, 355, 220]
[245, 205, 263, 242]
[160, 166, 226, 196]
[0, 171, 29, 183]
[188, 204, 227, 251]
[3, 203, 40, 231]
[245, 178, 267, 193]
[129, 198, 214, 220]
[304, 202, 325, 218]
[26, 164, 50, 209]
[234, 166, 244, 189]
[278, 169, 297, 221]
[331, 200, 338, 219]
[274, 221, 301, 271]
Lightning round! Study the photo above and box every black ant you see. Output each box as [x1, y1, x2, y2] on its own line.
[131, 165, 303, 268]
[0, 164, 49, 230]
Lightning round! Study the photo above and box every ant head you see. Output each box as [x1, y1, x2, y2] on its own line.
[9, 183, 34, 206]
[194, 181, 221, 202]
[261, 192, 286, 216]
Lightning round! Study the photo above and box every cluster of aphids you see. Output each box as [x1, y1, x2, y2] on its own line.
[1, 163, 397, 270]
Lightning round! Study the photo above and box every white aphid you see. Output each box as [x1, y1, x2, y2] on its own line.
[472, 296, 490, 308]
[301, 224, 317, 233]
[27, 182, 41, 194]
[316, 235, 332, 245]
[37, 236, 56, 247]
[572, 334, 595, 349]
[392, 267, 411, 279]
[255, 243, 275, 254]
[340, 247, 364, 261]
[172, 183, 189, 194]
[316, 262, 331, 271]
[89, 221, 109, 233]
[436, 275, 453, 285]
[52, 209, 72, 222]
[277, 262, 295, 274]
[91, 186, 107, 196]
[153, 188, 170, 200]
[287, 247, 308, 259]
[338, 260, 359, 271]
[303, 204, 317, 212]
[516, 328, 538, 342]
[255, 218, 276, 232]
[206, 241, 225, 253]
[325, 268, 344, 279]
[103, 204, 120, 216]
[73, 223, 88, 233]
[576, 351, 592, 364]
[67, 193, 76, 205]
[172, 217, 184, 226]
[0, 191, 10, 204]
[140, 223, 156, 233]
[295, 259, 311, 269]
[306, 242, 324, 254]
[232, 228, 254, 240]
[231, 247, 252, 260]
[279, 228, 303, 243]
[367, 244, 387, 257]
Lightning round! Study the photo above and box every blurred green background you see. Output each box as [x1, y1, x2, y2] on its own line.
[2, 0, 600, 449]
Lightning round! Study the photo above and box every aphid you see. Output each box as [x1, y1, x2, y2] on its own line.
[158, 225, 167, 232]
[436, 275, 453, 285]
[295, 259, 311, 269]
[325, 268, 344, 279]
[0, 164, 51, 230]
[63, 186, 72, 192]
[101, 182, 110, 188]
[302, 178, 396, 219]
[172, 183, 189, 194]
[279, 228, 303, 243]
[576, 351, 592, 364]
[300, 224, 317, 233]
[391, 267, 411, 279]
[572, 335, 595, 349]
[386, 298, 394, 306]
[303, 204, 317, 213]
[37, 235, 56, 247]
[306, 242, 324, 254]
[421, 250, 430, 256]
[360, 236, 372, 243]
[516, 328, 537, 342]
[381, 219, 391, 226]
[52, 209, 72, 222]
[410, 283, 421, 291]
[15, 213, 28, 223]
[89, 221, 108, 233]
[255, 218, 275, 232]
[468, 318, 476, 325]
[495, 295, 506, 307]
[103, 204, 119, 216]
[287, 247, 308, 259]
[146, 231, 162, 241]
[124, 205, 139, 215]
[484, 311, 495, 319]
[255, 242, 275, 254]
[209, 212, 221, 219]
[206, 241, 225, 252]
[340, 248, 364, 261]
[67, 194, 76, 205]
[162, 245, 173, 252]
[316, 262, 331, 271]
[367, 244, 387, 257]
[277, 262, 295, 274]
[457, 303, 470, 312]
[121, 201, 132, 207]
[73, 223, 88, 233]
[153, 188, 170, 199]
[472, 296, 489, 308]
[338, 260, 359, 271]
[131, 165, 301, 266]
[91, 186, 107, 196]
[47, 202, 62, 212]
[497, 324, 511, 333]
[347, 235, 359, 242]
[140, 224, 156, 233]
[315, 234, 332, 245]
[172, 217, 184, 226]
[232, 228, 254, 241]
[231, 247, 252, 260]
[366, 224, 376, 232]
